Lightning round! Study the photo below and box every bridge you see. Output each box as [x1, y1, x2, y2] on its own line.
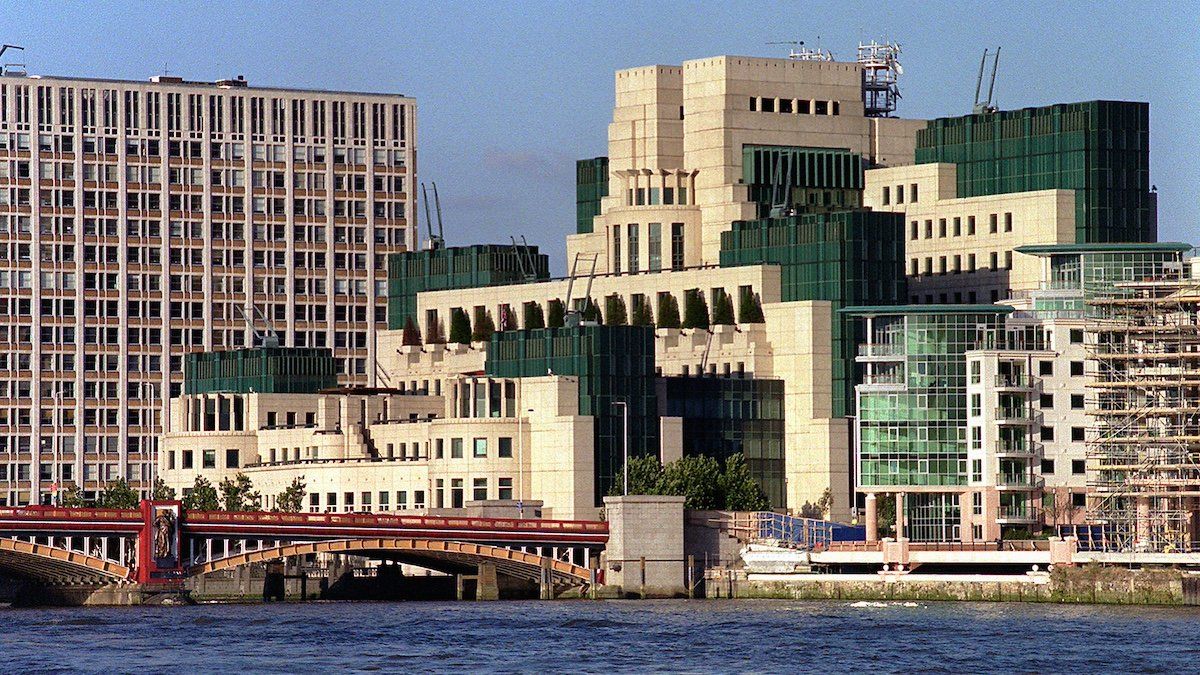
[0, 501, 608, 604]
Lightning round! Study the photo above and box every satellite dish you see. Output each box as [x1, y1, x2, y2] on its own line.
[894, 61, 904, 76]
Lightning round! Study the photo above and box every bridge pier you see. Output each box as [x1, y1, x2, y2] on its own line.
[455, 563, 500, 600]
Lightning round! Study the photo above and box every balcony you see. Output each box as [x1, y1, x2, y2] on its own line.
[857, 343, 904, 360]
[997, 505, 1042, 524]
[995, 439, 1043, 458]
[993, 373, 1036, 392]
[994, 406, 1042, 426]
[996, 472, 1045, 491]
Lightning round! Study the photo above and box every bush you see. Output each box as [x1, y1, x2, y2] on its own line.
[712, 289, 735, 326]
[524, 302, 546, 329]
[605, 295, 627, 325]
[448, 308, 472, 344]
[472, 309, 496, 342]
[609, 452, 770, 511]
[630, 296, 653, 326]
[682, 289, 709, 329]
[657, 294, 681, 329]
[183, 476, 219, 511]
[547, 299, 566, 328]
[401, 316, 422, 346]
[219, 473, 262, 511]
[738, 288, 765, 323]
[581, 297, 602, 323]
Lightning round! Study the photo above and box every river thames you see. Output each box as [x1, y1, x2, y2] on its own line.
[2, 599, 1196, 672]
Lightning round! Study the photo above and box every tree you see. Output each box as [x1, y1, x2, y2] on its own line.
[152, 477, 177, 501]
[609, 455, 665, 496]
[97, 478, 141, 509]
[472, 309, 496, 342]
[630, 296, 653, 326]
[428, 318, 447, 345]
[219, 473, 262, 512]
[183, 476, 220, 511]
[798, 488, 834, 520]
[738, 288, 766, 324]
[875, 493, 896, 537]
[658, 455, 723, 510]
[604, 295, 627, 325]
[711, 289, 735, 326]
[547, 299, 566, 328]
[657, 293, 681, 329]
[524, 302, 546, 330]
[275, 476, 307, 513]
[401, 316, 422, 346]
[59, 482, 86, 508]
[448, 308, 472, 344]
[719, 454, 770, 511]
[682, 289, 710, 329]
[581, 297, 602, 324]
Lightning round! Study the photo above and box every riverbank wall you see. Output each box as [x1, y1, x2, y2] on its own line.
[709, 565, 1200, 606]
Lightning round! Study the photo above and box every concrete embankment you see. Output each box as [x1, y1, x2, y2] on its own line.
[709, 566, 1200, 606]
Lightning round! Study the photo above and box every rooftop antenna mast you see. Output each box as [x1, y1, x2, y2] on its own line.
[972, 47, 1001, 114]
[767, 40, 832, 62]
[858, 40, 903, 118]
[236, 304, 281, 348]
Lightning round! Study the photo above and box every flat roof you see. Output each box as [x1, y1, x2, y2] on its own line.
[5, 73, 409, 99]
[1014, 242, 1193, 256]
[840, 304, 1014, 316]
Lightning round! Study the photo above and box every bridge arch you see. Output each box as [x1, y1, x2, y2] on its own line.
[191, 538, 593, 586]
[0, 538, 131, 585]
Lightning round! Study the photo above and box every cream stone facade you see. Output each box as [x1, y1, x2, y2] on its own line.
[568, 56, 925, 274]
[863, 163, 1076, 303]
[159, 376, 600, 520]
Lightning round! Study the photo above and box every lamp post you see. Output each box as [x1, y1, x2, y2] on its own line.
[612, 400, 629, 495]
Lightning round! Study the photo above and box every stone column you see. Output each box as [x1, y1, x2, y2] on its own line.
[476, 563, 499, 601]
[959, 491, 974, 543]
[601, 495, 686, 598]
[895, 492, 906, 541]
[864, 493, 878, 543]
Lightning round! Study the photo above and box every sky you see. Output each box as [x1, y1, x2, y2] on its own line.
[1, 1, 1195, 272]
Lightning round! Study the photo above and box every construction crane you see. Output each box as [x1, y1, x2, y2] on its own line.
[509, 235, 540, 283]
[0, 44, 25, 77]
[973, 47, 1001, 114]
[421, 182, 445, 250]
[563, 252, 599, 328]
[236, 304, 281, 348]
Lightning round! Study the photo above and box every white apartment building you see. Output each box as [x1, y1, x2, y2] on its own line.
[0, 72, 416, 505]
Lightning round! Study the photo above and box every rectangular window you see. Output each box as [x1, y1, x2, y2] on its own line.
[1072, 459, 1086, 475]
[628, 222, 639, 273]
[1071, 427, 1086, 442]
[202, 450, 216, 469]
[647, 223, 662, 271]
[472, 478, 488, 502]
[225, 448, 239, 468]
[611, 224, 622, 274]
[1070, 361, 1085, 377]
[1071, 394, 1085, 410]
[1041, 459, 1055, 474]
[451, 438, 463, 459]
[473, 437, 487, 458]
[882, 186, 890, 205]
[1004, 212, 1013, 232]
[670, 222, 685, 271]
[910, 183, 918, 202]
[1040, 394, 1054, 409]
[498, 437, 513, 458]
[498, 477, 513, 501]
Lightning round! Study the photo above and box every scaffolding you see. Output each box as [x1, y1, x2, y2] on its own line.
[1087, 275, 1200, 552]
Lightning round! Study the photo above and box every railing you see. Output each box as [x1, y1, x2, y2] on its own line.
[996, 473, 1045, 489]
[997, 505, 1042, 522]
[857, 343, 905, 358]
[996, 440, 1043, 457]
[993, 373, 1035, 389]
[747, 512, 865, 552]
[995, 406, 1043, 424]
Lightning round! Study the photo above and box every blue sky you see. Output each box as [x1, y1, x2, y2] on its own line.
[2, 1, 1195, 271]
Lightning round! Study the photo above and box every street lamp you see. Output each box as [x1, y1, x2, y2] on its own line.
[612, 400, 629, 495]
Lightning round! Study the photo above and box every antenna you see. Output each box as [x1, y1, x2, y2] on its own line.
[767, 39, 832, 61]
[0, 44, 25, 76]
[858, 40, 903, 117]
[972, 47, 1001, 114]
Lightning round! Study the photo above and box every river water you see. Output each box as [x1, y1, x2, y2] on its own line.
[2, 599, 1196, 672]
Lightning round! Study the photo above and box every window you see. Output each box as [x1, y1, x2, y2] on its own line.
[1071, 394, 1085, 410]
[882, 186, 890, 205]
[225, 449, 239, 468]
[1041, 426, 1055, 441]
[1071, 427, 1086, 442]
[202, 449, 216, 469]
[472, 478, 487, 501]
[1072, 459, 1086, 475]
[1039, 361, 1054, 376]
[451, 438, 463, 459]
[1072, 493, 1087, 508]
[989, 213, 998, 233]
[498, 477, 514, 501]
[1069, 329, 1084, 344]
[1070, 361, 1085, 377]
[1040, 394, 1054, 409]
[910, 183, 918, 202]
[670, 223, 685, 271]
[1041, 459, 1055, 474]
[473, 438, 487, 458]
[1004, 212, 1013, 232]
[498, 437, 513, 458]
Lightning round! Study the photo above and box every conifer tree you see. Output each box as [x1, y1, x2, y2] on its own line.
[630, 296, 653, 326]
[682, 289, 710, 329]
[605, 295, 628, 325]
[472, 309, 496, 342]
[547, 299, 566, 328]
[401, 316, 422, 346]
[712, 290, 735, 326]
[657, 293, 681, 329]
[738, 288, 766, 323]
[448, 308, 472, 344]
[524, 302, 546, 329]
